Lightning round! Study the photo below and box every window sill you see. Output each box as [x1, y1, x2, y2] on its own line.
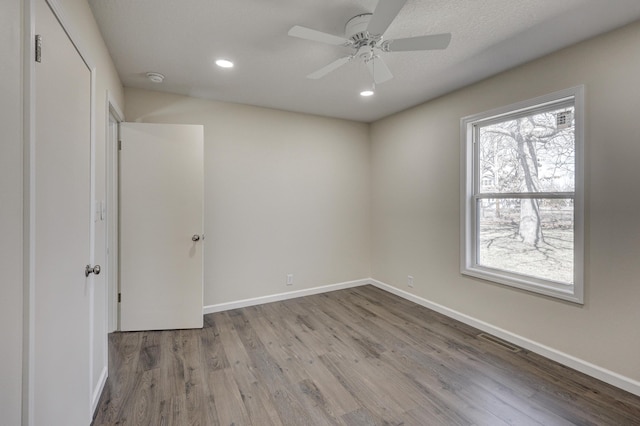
[461, 265, 583, 304]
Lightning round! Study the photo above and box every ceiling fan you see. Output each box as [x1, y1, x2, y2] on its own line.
[287, 0, 452, 85]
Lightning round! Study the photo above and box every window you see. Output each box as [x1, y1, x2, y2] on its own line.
[461, 87, 584, 303]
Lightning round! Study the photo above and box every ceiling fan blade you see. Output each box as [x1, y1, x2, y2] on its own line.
[385, 33, 452, 52]
[366, 56, 393, 84]
[366, 0, 408, 36]
[288, 25, 350, 46]
[307, 56, 353, 79]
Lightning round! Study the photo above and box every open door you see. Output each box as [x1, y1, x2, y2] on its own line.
[119, 122, 204, 331]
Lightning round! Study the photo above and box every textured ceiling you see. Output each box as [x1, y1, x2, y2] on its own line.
[89, 0, 640, 122]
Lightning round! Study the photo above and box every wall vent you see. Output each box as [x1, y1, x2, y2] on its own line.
[556, 111, 573, 129]
[477, 333, 521, 353]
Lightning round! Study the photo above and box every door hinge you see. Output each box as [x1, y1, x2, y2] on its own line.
[118, 139, 122, 151]
[118, 293, 121, 303]
[35, 35, 42, 63]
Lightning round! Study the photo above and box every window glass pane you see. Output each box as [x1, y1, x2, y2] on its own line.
[477, 198, 574, 284]
[478, 106, 575, 194]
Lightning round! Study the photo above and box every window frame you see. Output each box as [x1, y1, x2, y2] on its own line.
[460, 86, 585, 303]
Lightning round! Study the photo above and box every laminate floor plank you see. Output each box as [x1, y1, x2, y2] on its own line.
[368, 316, 569, 426]
[318, 351, 410, 424]
[340, 407, 385, 426]
[227, 367, 283, 426]
[181, 329, 215, 426]
[209, 368, 252, 426]
[345, 290, 581, 407]
[377, 346, 522, 426]
[459, 336, 640, 425]
[400, 405, 468, 426]
[214, 311, 285, 425]
[294, 293, 404, 361]
[201, 314, 230, 371]
[225, 309, 327, 425]
[130, 368, 160, 425]
[277, 302, 348, 359]
[510, 349, 640, 425]
[326, 289, 524, 424]
[93, 332, 144, 423]
[349, 289, 632, 425]
[93, 285, 640, 425]
[220, 315, 285, 426]
[248, 347, 317, 425]
[156, 330, 190, 424]
[357, 288, 640, 425]
[249, 313, 360, 417]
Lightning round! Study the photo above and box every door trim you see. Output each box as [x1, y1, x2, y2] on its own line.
[23, 0, 98, 423]
[106, 91, 124, 333]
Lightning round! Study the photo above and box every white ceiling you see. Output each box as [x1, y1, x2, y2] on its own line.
[89, 0, 640, 122]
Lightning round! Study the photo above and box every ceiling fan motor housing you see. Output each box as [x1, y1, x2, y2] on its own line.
[345, 14, 378, 47]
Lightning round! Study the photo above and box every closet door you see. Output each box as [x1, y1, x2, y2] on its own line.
[33, 0, 96, 423]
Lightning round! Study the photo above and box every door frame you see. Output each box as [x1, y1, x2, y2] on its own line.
[23, 0, 98, 423]
[105, 92, 124, 333]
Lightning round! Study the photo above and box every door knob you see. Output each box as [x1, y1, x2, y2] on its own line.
[85, 264, 101, 277]
[192, 234, 201, 242]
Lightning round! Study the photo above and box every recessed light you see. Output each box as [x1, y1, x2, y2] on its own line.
[215, 59, 234, 68]
[146, 72, 165, 83]
[360, 90, 374, 97]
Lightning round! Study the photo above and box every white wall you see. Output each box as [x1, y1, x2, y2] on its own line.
[59, 0, 124, 106]
[125, 88, 371, 306]
[371, 21, 640, 383]
[1, 0, 24, 423]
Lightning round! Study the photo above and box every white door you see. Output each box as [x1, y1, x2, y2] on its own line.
[120, 123, 204, 331]
[33, 0, 98, 423]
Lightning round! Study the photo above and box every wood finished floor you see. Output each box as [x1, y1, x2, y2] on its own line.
[92, 285, 640, 425]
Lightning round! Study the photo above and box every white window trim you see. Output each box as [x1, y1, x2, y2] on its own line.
[460, 86, 585, 303]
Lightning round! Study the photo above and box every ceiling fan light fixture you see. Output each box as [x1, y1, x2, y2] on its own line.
[361, 75, 376, 97]
[215, 59, 234, 68]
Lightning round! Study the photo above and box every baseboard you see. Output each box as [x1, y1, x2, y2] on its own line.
[203, 278, 368, 314]
[91, 365, 108, 416]
[368, 279, 640, 397]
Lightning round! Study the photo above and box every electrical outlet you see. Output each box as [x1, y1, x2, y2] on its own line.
[286, 273, 294, 286]
[407, 275, 414, 288]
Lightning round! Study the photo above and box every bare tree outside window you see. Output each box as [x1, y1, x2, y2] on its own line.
[476, 106, 575, 284]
